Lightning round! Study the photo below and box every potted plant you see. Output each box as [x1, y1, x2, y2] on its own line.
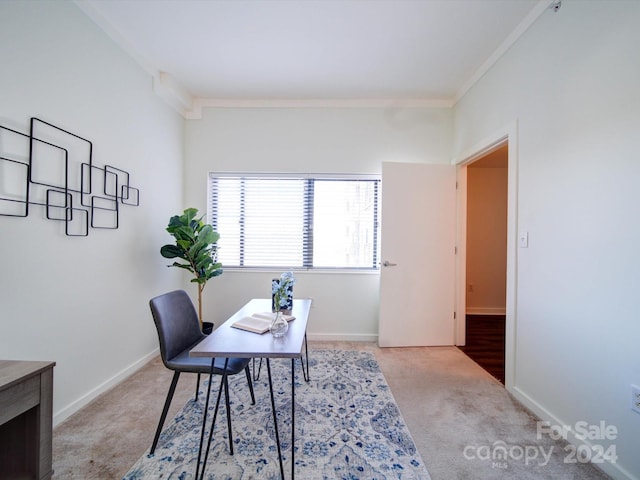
[160, 208, 223, 332]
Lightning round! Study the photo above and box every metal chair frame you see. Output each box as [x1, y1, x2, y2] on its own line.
[149, 290, 255, 455]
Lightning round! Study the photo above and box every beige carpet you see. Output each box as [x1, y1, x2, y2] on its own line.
[52, 341, 609, 479]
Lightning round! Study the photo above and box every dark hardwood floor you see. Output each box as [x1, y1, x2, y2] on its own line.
[458, 314, 505, 384]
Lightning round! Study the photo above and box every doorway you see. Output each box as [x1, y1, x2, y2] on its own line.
[458, 144, 508, 383]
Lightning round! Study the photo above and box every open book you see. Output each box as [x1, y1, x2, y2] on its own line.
[231, 312, 296, 334]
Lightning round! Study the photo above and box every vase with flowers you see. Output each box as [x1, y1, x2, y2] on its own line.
[270, 271, 296, 337]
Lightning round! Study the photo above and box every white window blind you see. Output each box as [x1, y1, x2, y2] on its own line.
[208, 173, 380, 269]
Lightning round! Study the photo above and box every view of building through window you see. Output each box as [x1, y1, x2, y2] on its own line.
[312, 180, 378, 267]
[209, 174, 380, 269]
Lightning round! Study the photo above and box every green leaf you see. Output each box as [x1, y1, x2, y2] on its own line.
[180, 208, 198, 224]
[160, 244, 183, 259]
[189, 238, 206, 255]
[194, 256, 211, 271]
[166, 215, 184, 230]
[199, 224, 219, 244]
[174, 225, 195, 241]
[171, 262, 194, 272]
[176, 239, 192, 251]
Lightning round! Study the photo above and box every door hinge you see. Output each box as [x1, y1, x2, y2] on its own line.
[455, 246, 458, 255]
[454, 311, 457, 320]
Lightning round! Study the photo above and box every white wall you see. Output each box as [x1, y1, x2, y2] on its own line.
[454, 2, 640, 478]
[184, 107, 452, 338]
[466, 163, 508, 314]
[0, 1, 184, 424]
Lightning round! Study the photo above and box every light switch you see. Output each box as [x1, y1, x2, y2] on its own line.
[519, 231, 529, 248]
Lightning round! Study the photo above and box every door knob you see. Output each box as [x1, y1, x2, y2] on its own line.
[382, 260, 397, 267]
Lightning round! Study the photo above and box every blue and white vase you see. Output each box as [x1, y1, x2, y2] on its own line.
[271, 278, 293, 315]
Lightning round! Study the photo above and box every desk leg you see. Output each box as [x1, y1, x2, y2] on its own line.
[197, 358, 229, 480]
[253, 357, 263, 381]
[291, 358, 296, 480]
[266, 359, 285, 480]
[301, 333, 310, 382]
[195, 365, 214, 480]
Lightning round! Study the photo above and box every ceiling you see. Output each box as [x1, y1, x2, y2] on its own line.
[78, 0, 547, 113]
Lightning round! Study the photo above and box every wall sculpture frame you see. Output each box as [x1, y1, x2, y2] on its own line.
[0, 117, 139, 236]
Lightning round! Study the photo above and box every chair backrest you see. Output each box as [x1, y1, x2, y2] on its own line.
[149, 290, 206, 364]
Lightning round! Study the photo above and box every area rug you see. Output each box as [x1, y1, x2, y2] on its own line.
[123, 349, 431, 479]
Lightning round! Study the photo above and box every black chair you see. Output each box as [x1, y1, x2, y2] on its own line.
[149, 290, 255, 455]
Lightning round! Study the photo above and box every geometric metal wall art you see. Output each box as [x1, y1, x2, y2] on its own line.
[0, 117, 140, 236]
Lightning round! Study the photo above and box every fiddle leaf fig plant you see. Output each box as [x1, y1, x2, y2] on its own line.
[160, 208, 223, 328]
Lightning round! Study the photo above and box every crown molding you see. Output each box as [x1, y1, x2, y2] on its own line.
[185, 97, 453, 119]
[454, 0, 552, 105]
[75, 0, 193, 117]
[75, 0, 155, 77]
[152, 73, 193, 116]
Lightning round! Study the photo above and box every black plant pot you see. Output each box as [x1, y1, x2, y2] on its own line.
[202, 321, 214, 335]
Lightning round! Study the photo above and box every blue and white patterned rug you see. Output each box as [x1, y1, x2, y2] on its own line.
[124, 350, 431, 479]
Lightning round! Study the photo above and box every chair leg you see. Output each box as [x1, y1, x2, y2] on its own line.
[195, 373, 201, 401]
[244, 365, 256, 405]
[151, 371, 180, 454]
[223, 376, 234, 455]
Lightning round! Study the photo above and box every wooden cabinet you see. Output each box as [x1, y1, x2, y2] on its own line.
[0, 360, 56, 480]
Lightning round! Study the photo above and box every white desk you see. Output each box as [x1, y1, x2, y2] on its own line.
[190, 298, 311, 480]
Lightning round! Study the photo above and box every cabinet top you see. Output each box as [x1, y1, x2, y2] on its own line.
[0, 360, 56, 391]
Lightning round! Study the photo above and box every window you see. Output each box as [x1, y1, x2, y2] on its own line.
[208, 173, 380, 270]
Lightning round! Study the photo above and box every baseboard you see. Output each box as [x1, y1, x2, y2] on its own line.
[466, 307, 506, 315]
[53, 348, 159, 427]
[307, 333, 378, 343]
[509, 385, 637, 480]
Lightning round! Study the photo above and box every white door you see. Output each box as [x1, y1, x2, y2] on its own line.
[378, 162, 456, 347]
